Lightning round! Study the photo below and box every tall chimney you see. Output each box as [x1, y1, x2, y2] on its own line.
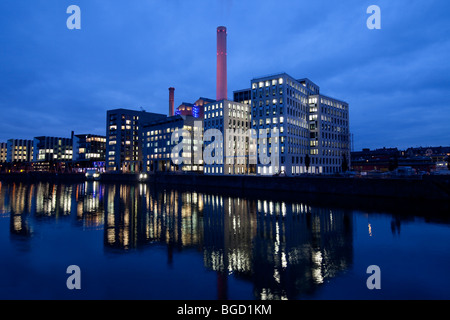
[169, 87, 175, 116]
[216, 26, 227, 101]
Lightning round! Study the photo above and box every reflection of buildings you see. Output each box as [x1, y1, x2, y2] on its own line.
[252, 202, 353, 299]
[0, 182, 11, 217]
[33, 183, 73, 218]
[103, 184, 204, 252]
[8, 183, 34, 236]
[201, 196, 353, 300]
[0, 182, 105, 235]
[0, 180, 354, 300]
[75, 182, 104, 229]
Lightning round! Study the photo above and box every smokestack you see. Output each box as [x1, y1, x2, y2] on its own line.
[216, 26, 227, 101]
[169, 87, 175, 116]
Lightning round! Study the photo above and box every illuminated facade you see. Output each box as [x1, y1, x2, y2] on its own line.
[0, 142, 7, 163]
[249, 73, 350, 176]
[175, 97, 215, 119]
[106, 108, 166, 173]
[33, 136, 73, 162]
[6, 139, 34, 163]
[73, 134, 106, 161]
[142, 115, 203, 173]
[203, 100, 253, 175]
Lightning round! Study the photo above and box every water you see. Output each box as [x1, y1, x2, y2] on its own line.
[0, 180, 449, 300]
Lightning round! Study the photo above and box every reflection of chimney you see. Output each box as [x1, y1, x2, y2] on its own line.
[216, 26, 227, 101]
[169, 87, 175, 116]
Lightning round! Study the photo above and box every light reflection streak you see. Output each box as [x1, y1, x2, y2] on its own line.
[0, 181, 354, 299]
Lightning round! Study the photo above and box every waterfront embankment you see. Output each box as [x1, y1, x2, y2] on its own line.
[1, 172, 449, 201]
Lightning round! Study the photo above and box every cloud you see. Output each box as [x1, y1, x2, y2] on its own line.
[0, 0, 449, 151]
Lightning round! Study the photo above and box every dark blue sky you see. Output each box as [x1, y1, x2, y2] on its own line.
[1, 0, 449, 150]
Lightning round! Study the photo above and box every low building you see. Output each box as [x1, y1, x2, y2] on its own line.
[72, 134, 106, 172]
[6, 139, 34, 163]
[32, 136, 73, 172]
[0, 142, 7, 163]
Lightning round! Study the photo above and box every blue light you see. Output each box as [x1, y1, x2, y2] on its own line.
[193, 105, 200, 118]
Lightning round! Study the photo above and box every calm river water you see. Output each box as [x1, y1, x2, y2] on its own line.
[0, 181, 449, 300]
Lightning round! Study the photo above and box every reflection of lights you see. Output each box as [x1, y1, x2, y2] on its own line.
[273, 269, 280, 283]
[368, 223, 372, 237]
[312, 251, 324, 284]
[13, 215, 22, 231]
[281, 202, 286, 217]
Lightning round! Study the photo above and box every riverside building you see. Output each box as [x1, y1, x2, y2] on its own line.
[106, 108, 166, 173]
[247, 72, 350, 176]
[203, 99, 253, 175]
[0, 143, 6, 163]
[6, 139, 34, 162]
[142, 115, 203, 173]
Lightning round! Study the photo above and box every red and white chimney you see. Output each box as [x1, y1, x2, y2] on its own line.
[216, 26, 227, 101]
[169, 87, 175, 116]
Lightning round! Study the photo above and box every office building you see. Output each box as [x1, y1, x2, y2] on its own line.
[203, 99, 252, 175]
[33, 136, 73, 162]
[142, 115, 203, 173]
[73, 134, 106, 161]
[106, 108, 166, 173]
[249, 72, 350, 176]
[0, 143, 7, 163]
[73, 134, 106, 171]
[6, 139, 34, 162]
[308, 93, 351, 174]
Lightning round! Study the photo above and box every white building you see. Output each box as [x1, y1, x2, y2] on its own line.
[249, 73, 350, 176]
[203, 100, 253, 175]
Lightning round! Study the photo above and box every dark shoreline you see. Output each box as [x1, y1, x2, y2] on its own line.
[1, 172, 449, 202]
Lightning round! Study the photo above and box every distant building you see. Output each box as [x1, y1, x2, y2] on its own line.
[142, 115, 203, 173]
[106, 108, 166, 173]
[72, 134, 106, 171]
[32, 136, 73, 172]
[350, 147, 438, 173]
[6, 139, 34, 163]
[233, 88, 251, 105]
[0, 142, 7, 163]
[175, 97, 215, 119]
[405, 146, 450, 163]
[203, 99, 252, 175]
[33, 136, 73, 162]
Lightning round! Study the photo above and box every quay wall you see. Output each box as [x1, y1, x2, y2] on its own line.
[1, 172, 449, 201]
